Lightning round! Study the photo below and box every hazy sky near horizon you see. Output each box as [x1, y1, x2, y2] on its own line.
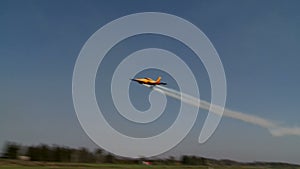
[1, 0, 300, 164]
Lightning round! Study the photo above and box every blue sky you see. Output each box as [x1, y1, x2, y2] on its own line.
[1, 0, 300, 164]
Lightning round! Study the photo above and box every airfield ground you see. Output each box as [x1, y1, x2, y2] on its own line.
[0, 159, 299, 169]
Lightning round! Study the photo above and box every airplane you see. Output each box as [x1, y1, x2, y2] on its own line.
[131, 76, 167, 85]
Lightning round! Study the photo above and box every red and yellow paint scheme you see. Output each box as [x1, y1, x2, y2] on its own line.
[131, 76, 167, 85]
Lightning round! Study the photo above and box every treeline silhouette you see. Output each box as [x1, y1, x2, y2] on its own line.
[0, 142, 208, 165]
[1, 141, 299, 167]
[1, 142, 111, 163]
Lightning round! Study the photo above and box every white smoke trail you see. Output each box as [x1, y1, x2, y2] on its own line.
[145, 85, 300, 137]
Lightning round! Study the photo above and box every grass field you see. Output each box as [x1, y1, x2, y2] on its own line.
[0, 164, 207, 169]
[0, 165, 279, 169]
[1, 164, 300, 169]
[1, 160, 299, 169]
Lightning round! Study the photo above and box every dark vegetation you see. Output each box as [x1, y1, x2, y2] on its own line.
[1, 141, 299, 168]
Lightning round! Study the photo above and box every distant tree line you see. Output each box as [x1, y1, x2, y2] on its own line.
[1, 142, 111, 163]
[0, 142, 208, 165]
[181, 155, 207, 165]
[1, 141, 299, 168]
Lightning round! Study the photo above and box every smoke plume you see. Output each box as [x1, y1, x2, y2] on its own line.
[146, 85, 300, 137]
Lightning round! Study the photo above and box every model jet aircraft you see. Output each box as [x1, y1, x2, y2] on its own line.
[131, 76, 167, 85]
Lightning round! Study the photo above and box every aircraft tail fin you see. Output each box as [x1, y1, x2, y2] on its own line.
[156, 76, 162, 83]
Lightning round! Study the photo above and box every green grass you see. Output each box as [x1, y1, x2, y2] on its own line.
[1, 160, 299, 169]
[0, 164, 206, 169]
[1, 165, 298, 169]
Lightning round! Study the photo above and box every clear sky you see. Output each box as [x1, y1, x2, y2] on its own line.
[1, 0, 300, 164]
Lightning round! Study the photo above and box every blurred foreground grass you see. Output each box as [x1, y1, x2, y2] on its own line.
[0, 160, 299, 169]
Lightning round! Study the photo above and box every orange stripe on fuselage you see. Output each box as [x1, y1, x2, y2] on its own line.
[134, 77, 159, 84]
